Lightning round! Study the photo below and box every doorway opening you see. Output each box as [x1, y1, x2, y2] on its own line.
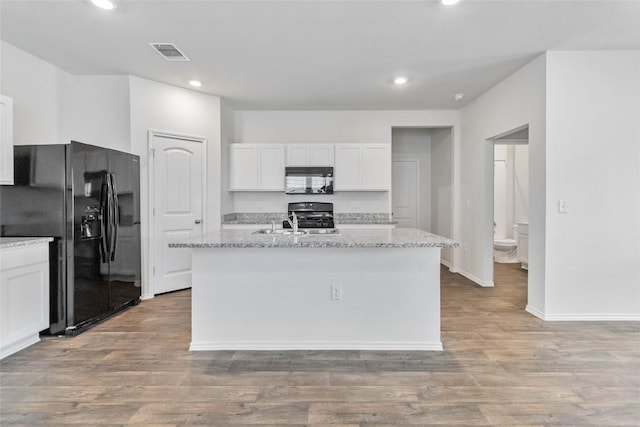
[391, 127, 454, 268]
[491, 126, 529, 289]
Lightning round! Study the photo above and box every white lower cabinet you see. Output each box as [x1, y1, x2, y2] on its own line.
[516, 223, 529, 270]
[0, 240, 51, 359]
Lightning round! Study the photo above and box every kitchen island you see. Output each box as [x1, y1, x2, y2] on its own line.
[170, 228, 458, 351]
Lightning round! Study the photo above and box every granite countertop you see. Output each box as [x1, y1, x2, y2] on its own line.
[169, 228, 459, 249]
[0, 237, 54, 249]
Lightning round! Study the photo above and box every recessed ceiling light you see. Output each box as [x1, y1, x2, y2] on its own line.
[453, 93, 464, 101]
[189, 80, 202, 88]
[440, 0, 460, 5]
[90, 0, 116, 10]
[393, 76, 408, 86]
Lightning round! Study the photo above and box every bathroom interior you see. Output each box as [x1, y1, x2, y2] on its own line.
[493, 129, 529, 271]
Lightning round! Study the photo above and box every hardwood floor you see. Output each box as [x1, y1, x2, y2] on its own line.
[1, 263, 639, 425]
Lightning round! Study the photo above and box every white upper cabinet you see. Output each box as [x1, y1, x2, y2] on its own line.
[259, 145, 285, 190]
[0, 95, 14, 185]
[361, 144, 391, 190]
[286, 144, 334, 166]
[230, 142, 388, 192]
[334, 144, 391, 191]
[229, 144, 284, 191]
[334, 145, 361, 189]
[230, 144, 259, 190]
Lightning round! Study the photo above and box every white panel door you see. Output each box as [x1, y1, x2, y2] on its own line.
[392, 160, 419, 228]
[152, 134, 203, 294]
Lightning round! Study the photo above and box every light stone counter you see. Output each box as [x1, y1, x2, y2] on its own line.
[170, 228, 458, 249]
[0, 237, 53, 249]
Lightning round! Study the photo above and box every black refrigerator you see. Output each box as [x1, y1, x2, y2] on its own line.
[0, 141, 141, 335]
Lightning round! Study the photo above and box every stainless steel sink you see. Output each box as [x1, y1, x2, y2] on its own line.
[304, 228, 340, 235]
[252, 228, 340, 235]
[252, 229, 308, 235]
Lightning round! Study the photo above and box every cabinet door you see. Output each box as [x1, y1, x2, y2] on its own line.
[334, 145, 361, 190]
[0, 95, 14, 185]
[229, 145, 259, 190]
[517, 234, 529, 263]
[0, 244, 50, 358]
[361, 145, 391, 190]
[286, 145, 309, 166]
[309, 144, 334, 166]
[259, 145, 285, 190]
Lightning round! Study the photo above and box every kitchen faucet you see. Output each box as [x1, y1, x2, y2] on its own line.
[286, 212, 299, 233]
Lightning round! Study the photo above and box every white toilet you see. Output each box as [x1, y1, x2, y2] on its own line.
[493, 238, 518, 263]
[493, 224, 518, 263]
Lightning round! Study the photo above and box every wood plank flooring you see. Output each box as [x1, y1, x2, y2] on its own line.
[1, 263, 639, 425]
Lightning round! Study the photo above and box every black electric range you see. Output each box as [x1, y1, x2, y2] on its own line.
[283, 202, 335, 229]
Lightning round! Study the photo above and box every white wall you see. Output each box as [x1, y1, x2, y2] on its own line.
[431, 127, 453, 266]
[544, 51, 640, 319]
[493, 144, 528, 240]
[1, 41, 130, 150]
[129, 76, 222, 298]
[460, 54, 547, 301]
[392, 127, 432, 229]
[220, 100, 235, 216]
[1, 41, 67, 145]
[493, 145, 511, 239]
[232, 110, 460, 215]
[514, 144, 529, 225]
[62, 75, 131, 152]
[235, 110, 459, 144]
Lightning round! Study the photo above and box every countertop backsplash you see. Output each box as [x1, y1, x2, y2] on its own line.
[222, 212, 394, 225]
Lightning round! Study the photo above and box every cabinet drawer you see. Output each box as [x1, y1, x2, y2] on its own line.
[0, 244, 49, 271]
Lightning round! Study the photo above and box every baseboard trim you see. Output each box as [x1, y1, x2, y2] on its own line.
[0, 334, 40, 360]
[440, 259, 452, 270]
[525, 305, 545, 320]
[526, 305, 640, 321]
[458, 268, 494, 287]
[140, 293, 154, 301]
[189, 341, 444, 351]
[545, 313, 640, 321]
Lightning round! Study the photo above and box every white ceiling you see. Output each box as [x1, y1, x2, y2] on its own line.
[1, 0, 639, 110]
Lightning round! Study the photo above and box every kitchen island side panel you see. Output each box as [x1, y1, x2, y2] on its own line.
[190, 247, 442, 350]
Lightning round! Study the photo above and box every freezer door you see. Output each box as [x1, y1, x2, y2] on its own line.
[70, 142, 110, 326]
[108, 149, 141, 309]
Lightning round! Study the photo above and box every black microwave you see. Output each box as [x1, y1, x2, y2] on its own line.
[285, 166, 334, 195]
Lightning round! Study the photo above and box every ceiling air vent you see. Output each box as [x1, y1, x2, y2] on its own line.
[149, 43, 190, 61]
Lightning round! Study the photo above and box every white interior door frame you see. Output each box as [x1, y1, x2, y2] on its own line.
[147, 129, 207, 298]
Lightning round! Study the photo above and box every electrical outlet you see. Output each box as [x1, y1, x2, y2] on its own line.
[558, 200, 568, 213]
[330, 284, 342, 301]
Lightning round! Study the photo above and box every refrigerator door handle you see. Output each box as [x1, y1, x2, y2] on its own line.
[99, 173, 110, 263]
[110, 173, 119, 262]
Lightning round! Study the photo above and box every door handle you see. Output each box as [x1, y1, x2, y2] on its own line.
[195, 219, 202, 224]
